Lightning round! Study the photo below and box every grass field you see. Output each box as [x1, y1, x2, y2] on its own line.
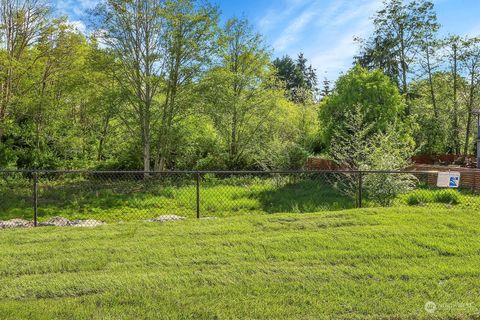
[1, 207, 480, 319]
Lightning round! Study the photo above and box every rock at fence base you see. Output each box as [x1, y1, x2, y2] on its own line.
[39, 217, 105, 228]
[71, 220, 105, 227]
[0, 217, 105, 229]
[39, 216, 72, 227]
[148, 215, 185, 223]
[0, 219, 33, 229]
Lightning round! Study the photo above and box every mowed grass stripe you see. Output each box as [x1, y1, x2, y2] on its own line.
[1, 208, 480, 319]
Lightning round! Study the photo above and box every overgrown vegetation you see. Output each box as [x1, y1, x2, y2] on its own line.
[0, 0, 318, 171]
[405, 189, 461, 206]
[1, 0, 479, 172]
[355, 0, 480, 158]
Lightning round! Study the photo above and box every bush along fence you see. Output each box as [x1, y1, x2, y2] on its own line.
[1, 170, 479, 228]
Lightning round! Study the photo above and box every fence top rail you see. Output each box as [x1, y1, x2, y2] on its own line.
[0, 169, 457, 175]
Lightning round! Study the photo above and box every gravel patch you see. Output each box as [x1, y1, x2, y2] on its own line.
[39, 216, 105, 228]
[39, 216, 71, 227]
[0, 219, 34, 229]
[148, 215, 186, 223]
[70, 220, 105, 227]
[0, 217, 105, 229]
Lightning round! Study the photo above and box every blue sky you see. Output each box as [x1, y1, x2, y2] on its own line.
[55, 0, 480, 81]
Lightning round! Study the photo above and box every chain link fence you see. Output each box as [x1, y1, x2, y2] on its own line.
[1, 170, 479, 228]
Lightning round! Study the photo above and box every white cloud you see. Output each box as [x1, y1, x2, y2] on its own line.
[258, 0, 310, 33]
[264, 0, 381, 80]
[467, 24, 480, 37]
[272, 8, 317, 51]
[310, 18, 373, 77]
[68, 20, 87, 34]
[55, 0, 99, 18]
[327, 1, 381, 28]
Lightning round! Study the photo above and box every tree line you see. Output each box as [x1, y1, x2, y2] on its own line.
[354, 0, 480, 159]
[0, 0, 478, 172]
[0, 0, 319, 171]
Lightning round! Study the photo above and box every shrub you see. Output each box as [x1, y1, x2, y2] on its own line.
[325, 100, 415, 205]
[406, 192, 432, 206]
[365, 173, 417, 206]
[433, 190, 460, 205]
[160, 187, 176, 198]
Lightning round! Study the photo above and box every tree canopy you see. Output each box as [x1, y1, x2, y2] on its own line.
[1, 0, 479, 171]
[319, 65, 406, 148]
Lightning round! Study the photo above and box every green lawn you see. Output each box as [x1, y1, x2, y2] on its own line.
[1, 207, 480, 319]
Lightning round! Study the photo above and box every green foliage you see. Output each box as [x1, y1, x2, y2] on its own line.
[406, 192, 433, 206]
[323, 69, 416, 204]
[0, 1, 316, 171]
[365, 173, 416, 206]
[409, 36, 480, 157]
[273, 53, 318, 104]
[433, 189, 460, 205]
[409, 73, 457, 154]
[356, 0, 480, 158]
[361, 129, 417, 205]
[355, 0, 439, 96]
[405, 189, 461, 206]
[319, 65, 407, 148]
[197, 17, 316, 170]
[4, 0, 475, 172]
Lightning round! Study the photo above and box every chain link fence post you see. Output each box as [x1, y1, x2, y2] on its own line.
[196, 172, 201, 219]
[33, 171, 38, 227]
[357, 171, 363, 208]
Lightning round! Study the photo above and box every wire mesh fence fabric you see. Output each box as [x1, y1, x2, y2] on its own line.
[1, 170, 479, 228]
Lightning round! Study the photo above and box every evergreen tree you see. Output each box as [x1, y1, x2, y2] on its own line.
[355, 0, 439, 110]
[320, 77, 331, 98]
[273, 52, 318, 104]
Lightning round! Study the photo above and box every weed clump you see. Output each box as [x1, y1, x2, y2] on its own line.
[406, 189, 460, 206]
[406, 192, 432, 206]
[433, 190, 460, 205]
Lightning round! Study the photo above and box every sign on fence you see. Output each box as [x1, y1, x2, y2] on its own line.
[437, 172, 461, 188]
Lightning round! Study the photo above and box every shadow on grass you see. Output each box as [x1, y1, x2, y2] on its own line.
[0, 180, 196, 221]
[257, 180, 356, 213]
[0, 187, 33, 220]
[1, 178, 357, 221]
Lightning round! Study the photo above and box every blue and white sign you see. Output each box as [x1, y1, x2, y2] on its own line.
[437, 172, 461, 188]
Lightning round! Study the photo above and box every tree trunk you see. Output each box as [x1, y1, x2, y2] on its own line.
[142, 106, 151, 173]
[0, 68, 13, 142]
[143, 135, 150, 172]
[154, 29, 182, 172]
[35, 71, 48, 167]
[426, 45, 438, 118]
[230, 107, 238, 168]
[97, 114, 111, 161]
[0, 106, 5, 142]
[425, 43, 439, 153]
[463, 71, 476, 157]
[399, 28, 409, 113]
[452, 44, 460, 155]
